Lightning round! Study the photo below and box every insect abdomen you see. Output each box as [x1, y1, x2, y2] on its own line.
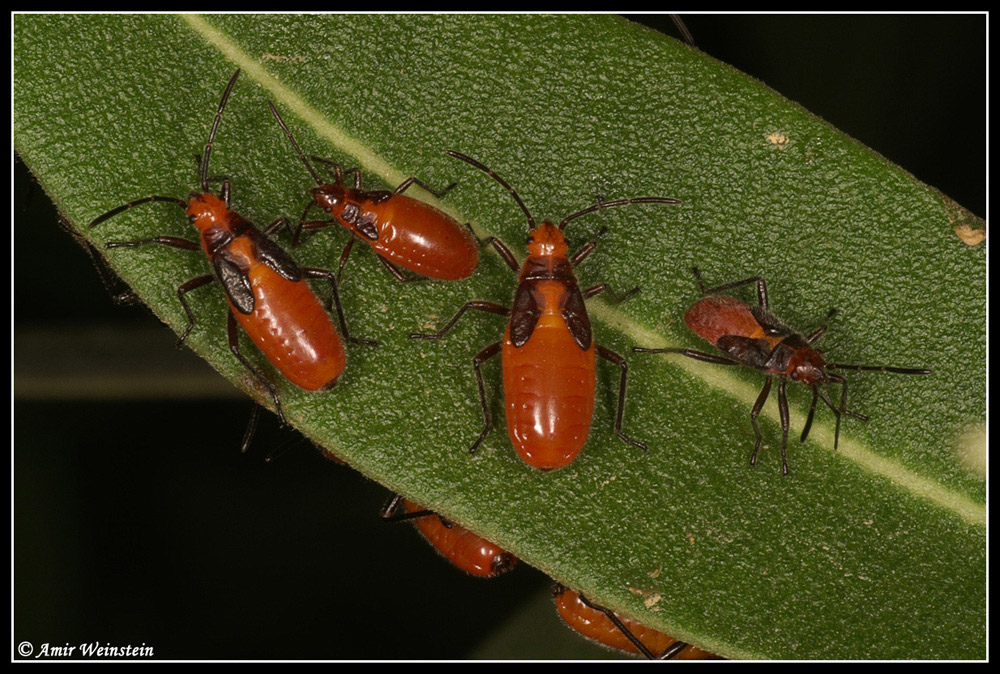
[370, 195, 479, 280]
[404, 500, 517, 577]
[502, 320, 596, 470]
[554, 587, 715, 659]
[234, 264, 346, 390]
[685, 295, 762, 346]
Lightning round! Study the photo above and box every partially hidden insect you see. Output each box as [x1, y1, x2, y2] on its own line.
[268, 103, 479, 283]
[380, 493, 517, 578]
[633, 268, 932, 474]
[552, 585, 717, 660]
[87, 69, 372, 422]
[410, 151, 679, 470]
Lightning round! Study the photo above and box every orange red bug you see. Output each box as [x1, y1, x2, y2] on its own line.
[552, 585, 716, 660]
[634, 268, 931, 473]
[268, 103, 479, 283]
[380, 494, 517, 578]
[411, 151, 678, 470]
[87, 69, 372, 422]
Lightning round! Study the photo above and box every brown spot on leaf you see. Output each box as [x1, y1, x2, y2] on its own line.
[766, 131, 789, 146]
[954, 224, 986, 246]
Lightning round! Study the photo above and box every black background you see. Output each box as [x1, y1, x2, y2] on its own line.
[14, 14, 985, 660]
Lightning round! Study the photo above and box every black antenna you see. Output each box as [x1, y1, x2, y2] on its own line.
[87, 195, 188, 229]
[827, 364, 933, 375]
[559, 196, 680, 231]
[445, 150, 536, 229]
[200, 68, 242, 193]
[268, 101, 324, 186]
[670, 14, 696, 47]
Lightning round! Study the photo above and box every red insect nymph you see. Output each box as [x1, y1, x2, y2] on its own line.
[634, 269, 931, 473]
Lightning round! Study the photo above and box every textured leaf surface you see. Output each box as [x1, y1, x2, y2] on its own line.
[14, 14, 985, 659]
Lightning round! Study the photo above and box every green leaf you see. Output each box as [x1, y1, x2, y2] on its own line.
[14, 14, 985, 659]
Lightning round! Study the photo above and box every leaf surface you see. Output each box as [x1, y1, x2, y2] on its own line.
[14, 14, 985, 659]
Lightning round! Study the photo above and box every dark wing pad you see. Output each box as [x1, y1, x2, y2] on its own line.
[509, 282, 542, 348]
[254, 231, 302, 282]
[717, 335, 770, 368]
[561, 285, 592, 350]
[214, 254, 255, 315]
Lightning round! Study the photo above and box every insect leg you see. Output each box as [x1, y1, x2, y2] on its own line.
[308, 155, 360, 188]
[297, 219, 341, 242]
[105, 236, 201, 251]
[777, 380, 790, 475]
[670, 14, 696, 46]
[263, 436, 307, 464]
[175, 274, 215, 346]
[577, 593, 659, 660]
[394, 176, 456, 199]
[379, 493, 435, 522]
[749, 376, 773, 467]
[295, 205, 329, 246]
[293, 201, 338, 248]
[818, 374, 853, 452]
[409, 302, 510, 340]
[227, 311, 286, 425]
[240, 404, 260, 454]
[301, 267, 378, 347]
[57, 215, 139, 305]
[596, 345, 647, 451]
[481, 234, 522, 273]
[835, 375, 848, 451]
[262, 217, 297, 240]
[806, 308, 837, 344]
[470, 341, 502, 454]
[800, 386, 819, 443]
[582, 283, 640, 305]
[632, 346, 741, 366]
[569, 226, 608, 268]
[375, 254, 429, 283]
[486, 237, 520, 272]
[459, 224, 520, 273]
[659, 641, 692, 660]
[335, 237, 356, 284]
[693, 268, 768, 310]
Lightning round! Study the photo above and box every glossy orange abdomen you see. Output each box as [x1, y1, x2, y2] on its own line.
[685, 295, 762, 346]
[190, 200, 347, 392]
[554, 587, 715, 659]
[234, 259, 346, 391]
[370, 194, 479, 280]
[502, 281, 596, 471]
[403, 499, 517, 577]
